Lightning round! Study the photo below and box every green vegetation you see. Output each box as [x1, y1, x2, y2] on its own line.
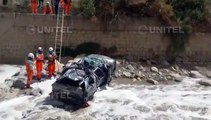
[79, 0, 96, 18]
[166, 26, 191, 62]
[167, 0, 206, 62]
[78, 0, 209, 62]
[170, 0, 206, 24]
[79, 0, 127, 20]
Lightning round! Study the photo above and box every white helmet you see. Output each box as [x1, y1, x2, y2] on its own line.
[28, 53, 34, 59]
[38, 47, 43, 51]
[49, 47, 54, 52]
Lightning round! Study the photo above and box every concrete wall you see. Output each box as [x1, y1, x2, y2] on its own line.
[0, 13, 210, 64]
[0, 0, 13, 6]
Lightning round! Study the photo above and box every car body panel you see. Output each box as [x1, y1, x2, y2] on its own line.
[51, 54, 116, 106]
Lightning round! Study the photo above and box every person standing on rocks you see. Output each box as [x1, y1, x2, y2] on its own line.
[48, 55, 56, 78]
[62, 0, 72, 14]
[25, 53, 35, 88]
[48, 47, 57, 78]
[43, 2, 53, 14]
[36, 47, 45, 81]
[31, 0, 38, 14]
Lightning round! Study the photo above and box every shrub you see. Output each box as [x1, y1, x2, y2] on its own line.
[170, 0, 206, 23]
[165, 0, 207, 62]
[151, 0, 174, 17]
[166, 25, 191, 62]
[80, 0, 96, 18]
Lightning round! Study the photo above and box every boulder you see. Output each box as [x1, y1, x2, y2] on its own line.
[135, 71, 144, 78]
[120, 67, 127, 71]
[151, 60, 157, 65]
[189, 71, 203, 78]
[3, 68, 28, 89]
[161, 69, 170, 74]
[0, 83, 10, 98]
[123, 71, 132, 78]
[174, 78, 183, 82]
[55, 60, 64, 73]
[166, 76, 174, 81]
[4, 78, 14, 88]
[126, 64, 135, 71]
[174, 65, 180, 71]
[147, 79, 159, 85]
[138, 65, 144, 70]
[181, 69, 189, 76]
[151, 67, 159, 73]
[161, 60, 170, 66]
[24, 88, 43, 96]
[116, 60, 121, 66]
[114, 70, 121, 78]
[0, 83, 10, 93]
[12, 77, 26, 89]
[147, 60, 152, 65]
[12, 71, 21, 77]
[206, 72, 211, 78]
[199, 79, 211, 86]
[170, 73, 183, 82]
[133, 78, 137, 82]
[163, 77, 168, 81]
[170, 66, 177, 72]
[30, 88, 43, 96]
[137, 77, 142, 81]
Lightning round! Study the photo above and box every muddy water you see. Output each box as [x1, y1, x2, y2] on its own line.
[0, 77, 211, 120]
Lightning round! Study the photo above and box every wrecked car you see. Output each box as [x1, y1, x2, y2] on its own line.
[51, 54, 116, 106]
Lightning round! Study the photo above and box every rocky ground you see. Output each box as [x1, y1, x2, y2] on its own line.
[1, 59, 211, 102]
[113, 59, 211, 86]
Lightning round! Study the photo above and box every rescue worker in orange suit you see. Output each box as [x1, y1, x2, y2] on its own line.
[31, 0, 38, 14]
[25, 53, 35, 88]
[61, 0, 72, 14]
[43, 2, 53, 14]
[48, 47, 57, 78]
[36, 47, 44, 81]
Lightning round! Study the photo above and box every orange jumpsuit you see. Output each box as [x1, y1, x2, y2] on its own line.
[36, 53, 44, 80]
[62, 0, 72, 14]
[31, 0, 38, 14]
[48, 53, 57, 77]
[25, 59, 34, 88]
[43, 5, 53, 14]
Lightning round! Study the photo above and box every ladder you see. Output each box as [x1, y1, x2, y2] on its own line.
[54, 2, 64, 62]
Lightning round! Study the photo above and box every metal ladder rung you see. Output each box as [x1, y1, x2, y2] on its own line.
[56, 42, 61, 44]
[54, 2, 64, 62]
